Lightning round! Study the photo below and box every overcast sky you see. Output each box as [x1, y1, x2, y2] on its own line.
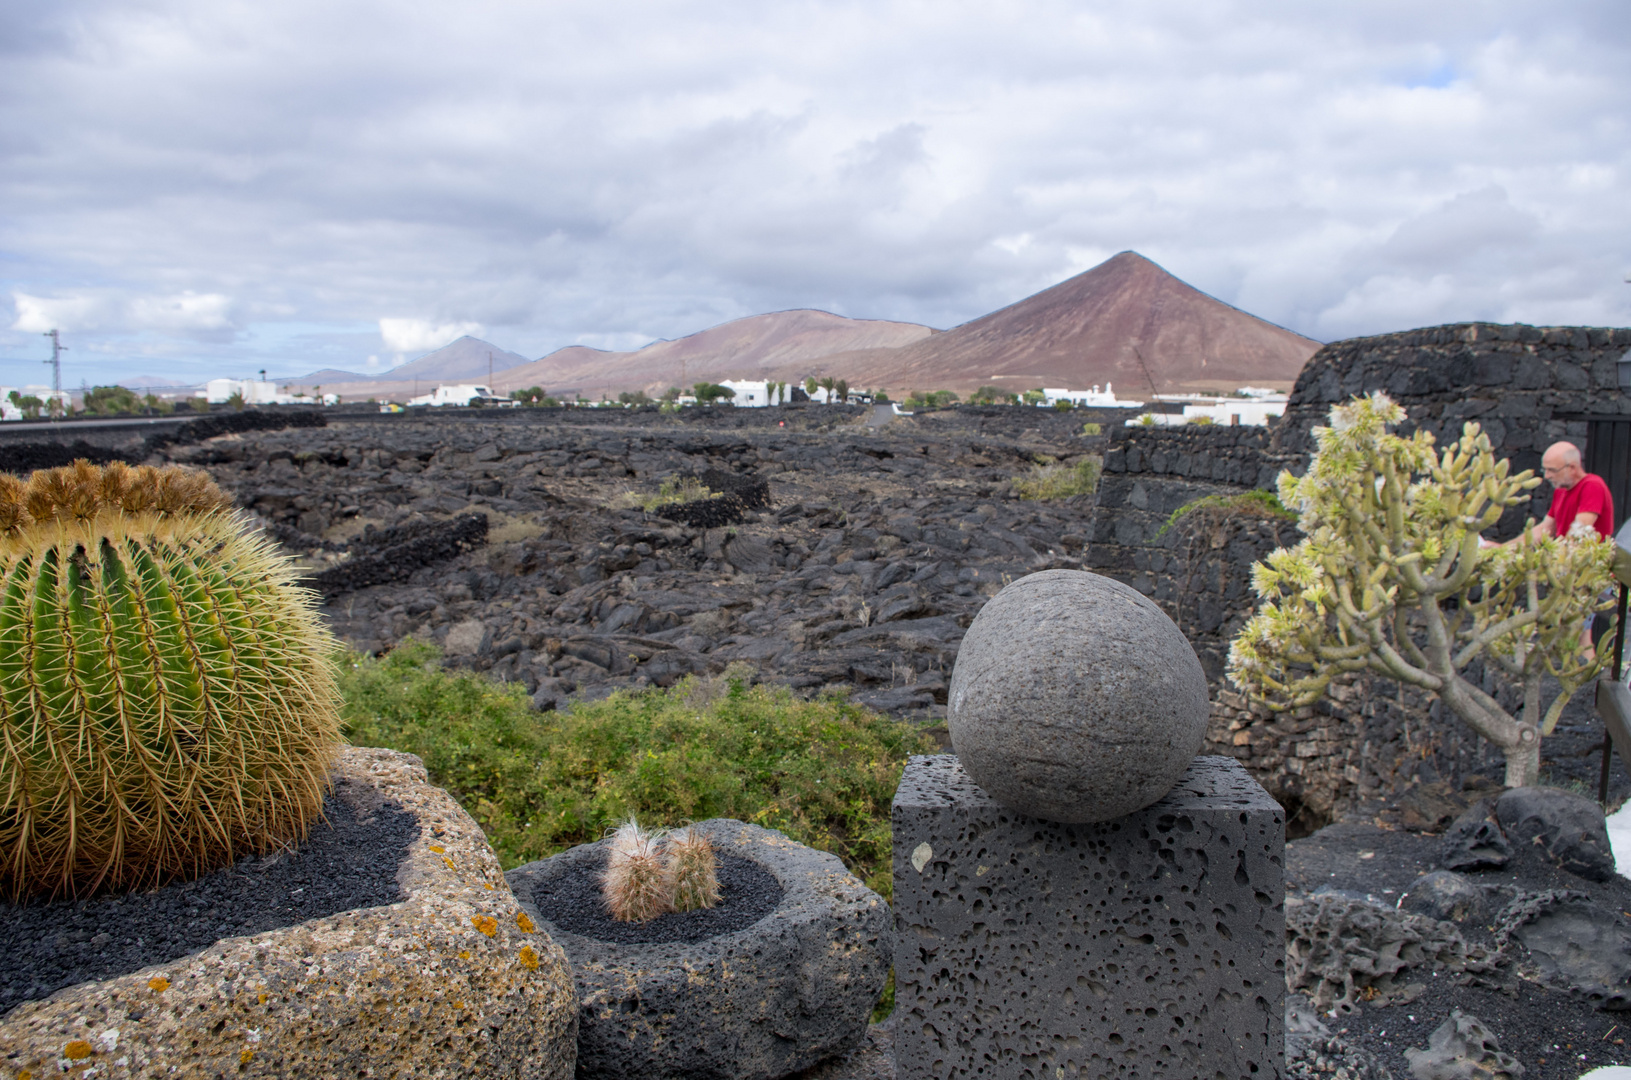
[2, 0, 1627, 387]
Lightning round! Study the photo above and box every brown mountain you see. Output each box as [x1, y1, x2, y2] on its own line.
[809, 252, 1319, 396]
[491, 310, 935, 397]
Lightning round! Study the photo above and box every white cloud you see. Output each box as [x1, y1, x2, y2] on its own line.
[128, 292, 235, 331]
[12, 291, 233, 334]
[12, 293, 115, 333]
[0, 0, 1628, 384]
[378, 318, 485, 354]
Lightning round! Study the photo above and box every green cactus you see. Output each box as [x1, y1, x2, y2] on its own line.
[1228, 392, 1613, 788]
[0, 460, 342, 899]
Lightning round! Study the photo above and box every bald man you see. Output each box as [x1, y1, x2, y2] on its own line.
[1525, 441, 1614, 543]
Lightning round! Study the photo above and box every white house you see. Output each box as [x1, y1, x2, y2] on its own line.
[718, 380, 772, 407]
[1125, 393, 1289, 427]
[0, 384, 72, 420]
[204, 378, 299, 405]
[406, 384, 513, 407]
[1040, 384, 1145, 409]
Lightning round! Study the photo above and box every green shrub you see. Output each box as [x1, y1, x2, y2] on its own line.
[1014, 456, 1102, 500]
[337, 643, 936, 898]
[1081, 422, 1102, 436]
[1155, 488, 1295, 538]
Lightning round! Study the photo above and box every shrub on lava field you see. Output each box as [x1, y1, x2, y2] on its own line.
[338, 642, 935, 899]
[1014, 456, 1102, 500]
[0, 461, 342, 899]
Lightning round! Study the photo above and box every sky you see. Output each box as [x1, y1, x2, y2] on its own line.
[1, 0, 1628, 388]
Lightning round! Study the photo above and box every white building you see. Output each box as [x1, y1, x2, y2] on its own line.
[1125, 393, 1289, 427]
[718, 380, 772, 407]
[205, 378, 305, 405]
[405, 384, 513, 407]
[0, 385, 73, 420]
[1040, 384, 1145, 409]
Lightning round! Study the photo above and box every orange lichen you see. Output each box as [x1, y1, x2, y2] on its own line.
[443, 857, 456, 870]
[458, 950, 471, 960]
[515, 912, 536, 934]
[240, 1049, 255, 1064]
[62, 1041, 93, 1060]
[471, 915, 498, 937]
[428, 845, 445, 854]
[148, 976, 170, 993]
[518, 945, 539, 972]
[257, 992, 268, 1004]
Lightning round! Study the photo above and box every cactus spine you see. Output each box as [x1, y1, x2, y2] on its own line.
[0, 461, 342, 900]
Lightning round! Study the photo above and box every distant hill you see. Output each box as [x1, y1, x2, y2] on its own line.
[490, 310, 935, 396]
[382, 336, 534, 384]
[278, 337, 535, 403]
[806, 252, 1320, 395]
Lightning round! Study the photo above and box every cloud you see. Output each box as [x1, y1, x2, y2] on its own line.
[11, 294, 114, 333]
[0, 0, 1628, 384]
[378, 319, 486, 354]
[12, 291, 234, 334]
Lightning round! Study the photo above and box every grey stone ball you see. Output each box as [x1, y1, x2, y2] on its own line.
[948, 569, 1208, 822]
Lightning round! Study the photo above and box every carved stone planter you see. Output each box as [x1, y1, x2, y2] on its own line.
[0, 748, 577, 1079]
[506, 819, 891, 1080]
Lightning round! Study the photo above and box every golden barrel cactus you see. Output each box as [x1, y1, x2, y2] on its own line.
[0, 461, 342, 899]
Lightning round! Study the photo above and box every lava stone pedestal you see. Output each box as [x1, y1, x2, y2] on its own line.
[507, 818, 892, 1080]
[892, 754, 1285, 1079]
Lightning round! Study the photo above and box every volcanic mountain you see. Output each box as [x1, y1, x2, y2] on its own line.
[810, 252, 1320, 395]
[490, 310, 935, 397]
[281, 336, 534, 402]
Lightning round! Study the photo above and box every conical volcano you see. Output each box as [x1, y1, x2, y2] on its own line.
[817, 252, 1320, 394]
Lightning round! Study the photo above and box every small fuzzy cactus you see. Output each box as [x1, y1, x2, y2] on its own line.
[0, 461, 342, 899]
[602, 818, 673, 922]
[666, 826, 721, 912]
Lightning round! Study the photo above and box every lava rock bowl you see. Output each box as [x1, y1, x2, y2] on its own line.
[505, 818, 892, 1080]
[0, 748, 577, 1079]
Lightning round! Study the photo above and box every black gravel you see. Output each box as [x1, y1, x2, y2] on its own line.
[530, 853, 782, 945]
[0, 794, 418, 1017]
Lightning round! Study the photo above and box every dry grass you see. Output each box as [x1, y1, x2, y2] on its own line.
[1013, 456, 1102, 500]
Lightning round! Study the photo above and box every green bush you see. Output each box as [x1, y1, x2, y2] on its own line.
[337, 643, 935, 899]
[1081, 422, 1102, 436]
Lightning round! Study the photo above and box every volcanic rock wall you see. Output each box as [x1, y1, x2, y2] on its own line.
[1086, 322, 1631, 826]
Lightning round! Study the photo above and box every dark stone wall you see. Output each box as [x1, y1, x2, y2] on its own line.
[1275, 321, 1631, 533]
[1085, 321, 1631, 823]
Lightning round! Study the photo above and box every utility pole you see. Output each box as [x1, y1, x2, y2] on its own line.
[488, 352, 493, 390]
[43, 329, 65, 398]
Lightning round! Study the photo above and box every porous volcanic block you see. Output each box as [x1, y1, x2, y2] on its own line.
[508, 818, 892, 1080]
[947, 569, 1209, 823]
[0, 748, 577, 1079]
[892, 754, 1284, 1080]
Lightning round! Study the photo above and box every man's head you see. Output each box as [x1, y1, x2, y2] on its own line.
[1542, 441, 1586, 489]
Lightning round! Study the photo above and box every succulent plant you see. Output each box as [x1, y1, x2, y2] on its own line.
[666, 826, 721, 912]
[601, 818, 672, 922]
[0, 460, 342, 900]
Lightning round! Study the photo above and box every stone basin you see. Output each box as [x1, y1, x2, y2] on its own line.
[0, 747, 577, 1079]
[506, 818, 891, 1080]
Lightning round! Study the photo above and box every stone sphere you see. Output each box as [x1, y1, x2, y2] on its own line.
[947, 569, 1208, 823]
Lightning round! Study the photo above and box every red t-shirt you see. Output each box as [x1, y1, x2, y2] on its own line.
[1549, 472, 1613, 539]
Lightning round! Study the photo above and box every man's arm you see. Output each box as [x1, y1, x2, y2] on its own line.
[1492, 515, 1555, 547]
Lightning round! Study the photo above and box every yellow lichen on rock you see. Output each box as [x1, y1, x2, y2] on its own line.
[0, 748, 578, 1079]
